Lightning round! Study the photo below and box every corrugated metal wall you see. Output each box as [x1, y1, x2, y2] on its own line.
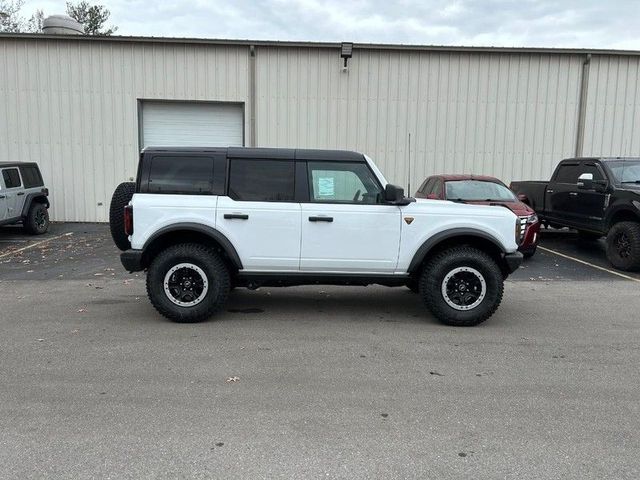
[583, 55, 640, 157]
[2, 36, 640, 222]
[0, 38, 249, 221]
[255, 47, 584, 187]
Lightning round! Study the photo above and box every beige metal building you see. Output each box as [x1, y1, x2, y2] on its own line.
[1, 33, 640, 222]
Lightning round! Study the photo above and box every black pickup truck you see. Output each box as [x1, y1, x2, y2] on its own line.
[511, 157, 640, 271]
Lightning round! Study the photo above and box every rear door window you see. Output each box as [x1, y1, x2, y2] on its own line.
[554, 164, 581, 184]
[2, 168, 22, 189]
[148, 156, 214, 194]
[19, 166, 44, 188]
[228, 159, 295, 202]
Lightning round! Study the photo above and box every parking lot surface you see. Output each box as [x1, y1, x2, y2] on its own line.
[1, 224, 639, 479]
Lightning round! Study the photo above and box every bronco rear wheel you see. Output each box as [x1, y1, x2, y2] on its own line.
[419, 247, 504, 326]
[147, 243, 230, 323]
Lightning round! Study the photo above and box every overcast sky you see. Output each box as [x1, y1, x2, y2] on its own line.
[21, 0, 640, 50]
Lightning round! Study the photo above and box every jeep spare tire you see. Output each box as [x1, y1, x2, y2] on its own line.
[109, 182, 135, 251]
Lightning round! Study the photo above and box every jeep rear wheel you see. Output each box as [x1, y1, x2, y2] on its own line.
[109, 182, 136, 251]
[23, 202, 49, 235]
[606, 222, 640, 271]
[147, 243, 230, 323]
[419, 247, 504, 327]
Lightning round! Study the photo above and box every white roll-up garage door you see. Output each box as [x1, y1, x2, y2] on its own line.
[141, 101, 244, 149]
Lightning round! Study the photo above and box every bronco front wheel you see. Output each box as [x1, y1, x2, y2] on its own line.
[419, 247, 504, 326]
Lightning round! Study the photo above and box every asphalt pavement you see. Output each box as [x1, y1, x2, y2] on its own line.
[0, 224, 639, 479]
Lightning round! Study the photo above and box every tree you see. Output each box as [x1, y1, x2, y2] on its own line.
[26, 9, 44, 33]
[0, 0, 25, 33]
[66, 1, 117, 35]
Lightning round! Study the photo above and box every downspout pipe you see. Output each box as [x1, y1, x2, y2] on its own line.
[575, 53, 592, 158]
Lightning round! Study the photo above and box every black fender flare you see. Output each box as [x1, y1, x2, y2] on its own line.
[142, 223, 243, 270]
[20, 193, 50, 218]
[604, 205, 640, 229]
[408, 228, 508, 273]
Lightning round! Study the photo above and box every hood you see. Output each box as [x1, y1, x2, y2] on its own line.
[461, 200, 534, 216]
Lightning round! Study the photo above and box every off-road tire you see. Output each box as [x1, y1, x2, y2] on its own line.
[418, 247, 504, 327]
[23, 202, 49, 235]
[578, 230, 602, 241]
[109, 182, 135, 251]
[146, 243, 230, 323]
[606, 222, 640, 271]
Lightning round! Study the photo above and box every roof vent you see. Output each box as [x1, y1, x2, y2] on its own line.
[42, 15, 84, 35]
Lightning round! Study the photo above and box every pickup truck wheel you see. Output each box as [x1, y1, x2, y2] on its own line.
[23, 202, 49, 235]
[419, 247, 504, 327]
[109, 182, 136, 251]
[146, 243, 230, 323]
[606, 222, 640, 271]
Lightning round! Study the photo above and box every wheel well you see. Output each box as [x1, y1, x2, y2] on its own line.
[32, 195, 49, 206]
[411, 235, 507, 276]
[608, 209, 640, 229]
[21, 195, 50, 218]
[141, 230, 240, 273]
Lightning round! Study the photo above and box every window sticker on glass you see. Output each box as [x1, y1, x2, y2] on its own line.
[317, 177, 335, 197]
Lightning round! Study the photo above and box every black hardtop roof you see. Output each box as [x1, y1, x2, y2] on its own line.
[0, 161, 40, 168]
[142, 147, 365, 161]
[561, 157, 640, 163]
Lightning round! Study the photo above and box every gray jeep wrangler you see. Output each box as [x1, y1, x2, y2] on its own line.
[0, 162, 50, 234]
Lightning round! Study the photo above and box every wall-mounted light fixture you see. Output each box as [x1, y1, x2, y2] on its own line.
[341, 42, 353, 71]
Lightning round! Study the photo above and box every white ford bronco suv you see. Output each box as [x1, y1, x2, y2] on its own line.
[110, 147, 522, 326]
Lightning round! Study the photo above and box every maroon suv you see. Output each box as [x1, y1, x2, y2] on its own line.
[415, 174, 540, 257]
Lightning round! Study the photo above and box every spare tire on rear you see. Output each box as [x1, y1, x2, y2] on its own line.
[109, 182, 136, 251]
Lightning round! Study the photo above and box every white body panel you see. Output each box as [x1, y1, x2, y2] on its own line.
[396, 199, 519, 272]
[300, 203, 401, 272]
[216, 197, 301, 271]
[130, 194, 218, 250]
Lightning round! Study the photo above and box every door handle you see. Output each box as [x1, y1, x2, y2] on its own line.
[16, 192, 25, 196]
[309, 216, 333, 222]
[569, 192, 578, 196]
[0, 195, 5, 199]
[224, 213, 249, 220]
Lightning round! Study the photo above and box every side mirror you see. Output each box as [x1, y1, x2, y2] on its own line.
[577, 172, 594, 190]
[593, 180, 609, 193]
[384, 184, 404, 202]
[384, 184, 414, 205]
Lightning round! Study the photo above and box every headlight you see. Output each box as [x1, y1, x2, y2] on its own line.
[527, 213, 539, 224]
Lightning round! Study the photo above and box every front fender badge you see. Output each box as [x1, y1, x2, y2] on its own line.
[404, 217, 414, 225]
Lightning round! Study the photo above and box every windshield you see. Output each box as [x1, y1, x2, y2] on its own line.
[445, 180, 517, 202]
[607, 160, 640, 183]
